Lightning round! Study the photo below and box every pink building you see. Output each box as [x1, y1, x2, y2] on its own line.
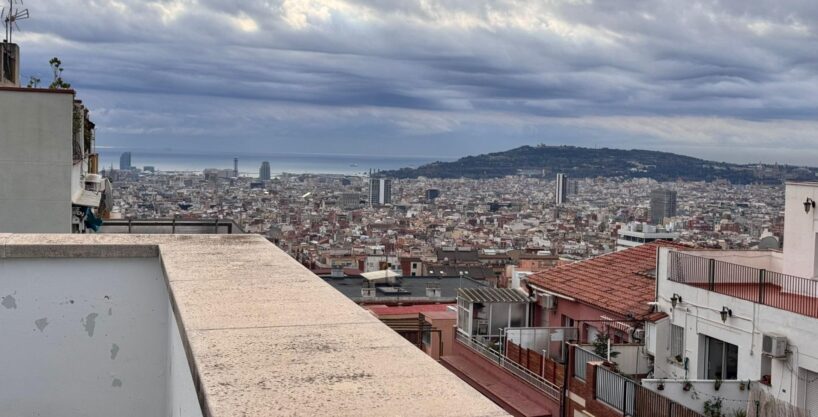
[526, 241, 684, 343]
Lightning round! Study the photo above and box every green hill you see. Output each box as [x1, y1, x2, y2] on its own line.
[383, 145, 815, 184]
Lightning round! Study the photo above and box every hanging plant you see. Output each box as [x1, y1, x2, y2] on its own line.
[657, 380, 665, 391]
[714, 378, 722, 391]
[682, 380, 693, 391]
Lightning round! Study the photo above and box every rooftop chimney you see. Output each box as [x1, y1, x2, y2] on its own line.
[0, 42, 20, 87]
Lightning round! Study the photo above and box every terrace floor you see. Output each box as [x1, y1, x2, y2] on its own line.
[441, 340, 557, 417]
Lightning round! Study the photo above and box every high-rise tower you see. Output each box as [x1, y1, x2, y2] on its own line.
[555, 173, 568, 205]
[259, 161, 271, 181]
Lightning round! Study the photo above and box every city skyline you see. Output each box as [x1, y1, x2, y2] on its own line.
[15, 0, 818, 165]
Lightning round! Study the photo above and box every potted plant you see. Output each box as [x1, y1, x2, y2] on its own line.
[714, 378, 722, 391]
[657, 380, 665, 391]
[703, 397, 723, 417]
[739, 381, 746, 391]
[682, 380, 693, 392]
[674, 354, 683, 363]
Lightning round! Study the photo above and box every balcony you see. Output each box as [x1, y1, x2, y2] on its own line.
[0, 234, 507, 417]
[669, 251, 818, 318]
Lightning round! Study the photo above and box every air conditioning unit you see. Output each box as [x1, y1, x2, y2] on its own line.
[762, 334, 788, 358]
[632, 328, 646, 342]
[538, 294, 557, 310]
[361, 287, 376, 298]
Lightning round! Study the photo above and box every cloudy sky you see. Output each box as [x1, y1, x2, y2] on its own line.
[15, 0, 818, 164]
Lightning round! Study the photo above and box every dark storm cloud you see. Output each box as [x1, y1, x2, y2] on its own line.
[14, 0, 818, 163]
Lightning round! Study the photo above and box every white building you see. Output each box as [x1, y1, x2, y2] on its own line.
[0, 42, 105, 233]
[646, 182, 818, 415]
[616, 222, 679, 251]
[555, 173, 567, 206]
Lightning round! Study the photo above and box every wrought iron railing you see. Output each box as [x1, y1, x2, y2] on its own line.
[455, 332, 560, 400]
[594, 366, 704, 417]
[574, 346, 604, 381]
[669, 252, 818, 318]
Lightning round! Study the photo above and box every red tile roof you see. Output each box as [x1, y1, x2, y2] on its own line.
[527, 242, 685, 320]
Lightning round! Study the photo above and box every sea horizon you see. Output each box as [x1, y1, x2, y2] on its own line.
[98, 148, 451, 176]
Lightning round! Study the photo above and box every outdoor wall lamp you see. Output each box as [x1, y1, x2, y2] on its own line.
[720, 307, 732, 322]
[671, 293, 682, 308]
[805, 198, 815, 213]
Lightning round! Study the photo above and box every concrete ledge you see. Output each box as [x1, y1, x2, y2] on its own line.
[0, 234, 509, 417]
[1, 244, 159, 258]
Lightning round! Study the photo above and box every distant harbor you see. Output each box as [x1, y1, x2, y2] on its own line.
[99, 149, 449, 176]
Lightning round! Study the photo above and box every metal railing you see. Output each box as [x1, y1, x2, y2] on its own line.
[455, 332, 560, 400]
[594, 366, 704, 417]
[574, 346, 605, 381]
[669, 252, 818, 318]
[596, 366, 634, 414]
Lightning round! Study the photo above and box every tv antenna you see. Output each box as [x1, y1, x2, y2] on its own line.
[2, 0, 29, 43]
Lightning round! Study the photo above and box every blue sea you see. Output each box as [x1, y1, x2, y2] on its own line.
[98, 149, 449, 176]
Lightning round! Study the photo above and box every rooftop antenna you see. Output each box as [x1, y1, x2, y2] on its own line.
[2, 0, 29, 43]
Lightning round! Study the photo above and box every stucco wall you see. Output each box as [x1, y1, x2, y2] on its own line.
[0, 257, 200, 417]
[783, 183, 818, 278]
[656, 246, 818, 412]
[641, 379, 749, 415]
[0, 90, 75, 233]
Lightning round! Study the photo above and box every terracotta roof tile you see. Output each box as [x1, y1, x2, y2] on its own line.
[527, 242, 685, 319]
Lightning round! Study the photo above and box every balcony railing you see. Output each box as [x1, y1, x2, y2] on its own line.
[669, 252, 818, 318]
[594, 366, 704, 417]
[574, 346, 604, 381]
[455, 332, 560, 400]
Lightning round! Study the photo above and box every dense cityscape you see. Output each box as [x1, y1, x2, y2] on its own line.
[5, 1, 818, 416]
[107, 155, 785, 283]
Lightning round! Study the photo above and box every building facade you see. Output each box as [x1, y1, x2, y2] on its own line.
[0, 42, 105, 233]
[650, 188, 678, 224]
[616, 222, 679, 251]
[259, 161, 271, 181]
[369, 178, 392, 206]
[119, 152, 131, 170]
[646, 182, 818, 415]
[556, 173, 568, 205]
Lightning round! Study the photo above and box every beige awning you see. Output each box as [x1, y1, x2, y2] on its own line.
[72, 189, 102, 207]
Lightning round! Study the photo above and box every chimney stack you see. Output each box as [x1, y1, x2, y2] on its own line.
[0, 42, 20, 87]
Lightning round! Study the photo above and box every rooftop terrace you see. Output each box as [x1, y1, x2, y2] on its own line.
[0, 234, 508, 417]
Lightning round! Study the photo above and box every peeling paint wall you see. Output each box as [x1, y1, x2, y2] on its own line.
[0, 257, 200, 416]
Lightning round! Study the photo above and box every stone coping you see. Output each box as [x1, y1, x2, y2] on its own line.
[0, 234, 508, 417]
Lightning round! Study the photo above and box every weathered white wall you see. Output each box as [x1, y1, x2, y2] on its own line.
[783, 183, 818, 279]
[0, 257, 200, 417]
[0, 89, 75, 233]
[642, 379, 749, 414]
[168, 308, 203, 417]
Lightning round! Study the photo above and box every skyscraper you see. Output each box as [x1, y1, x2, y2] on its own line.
[259, 161, 271, 181]
[119, 152, 131, 170]
[369, 178, 392, 206]
[233, 157, 239, 177]
[555, 173, 568, 205]
[650, 188, 678, 224]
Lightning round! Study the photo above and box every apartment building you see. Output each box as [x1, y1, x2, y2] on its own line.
[0, 42, 107, 233]
[647, 181, 818, 415]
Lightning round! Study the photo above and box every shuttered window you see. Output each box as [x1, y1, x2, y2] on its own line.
[671, 324, 684, 360]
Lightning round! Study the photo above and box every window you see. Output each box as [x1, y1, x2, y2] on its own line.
[421, 328, 431, 348]
[562, 315, 575, 328]
[704, 336, 738, 380]
[671, 324, 684, 361]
